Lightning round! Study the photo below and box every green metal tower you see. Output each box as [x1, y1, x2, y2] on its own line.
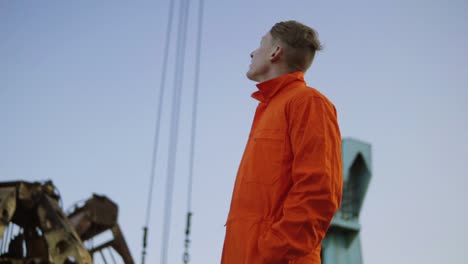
[321, 138, 372, 264]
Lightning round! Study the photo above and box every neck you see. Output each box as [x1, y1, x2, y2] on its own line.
[257, 66, 297, 83]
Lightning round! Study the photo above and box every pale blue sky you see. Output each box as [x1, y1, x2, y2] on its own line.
[1, 1, 467, 263]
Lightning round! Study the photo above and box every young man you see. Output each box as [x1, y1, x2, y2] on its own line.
[221, 21, 343, 264]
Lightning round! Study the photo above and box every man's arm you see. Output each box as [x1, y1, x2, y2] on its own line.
[258, 95, 343, 262]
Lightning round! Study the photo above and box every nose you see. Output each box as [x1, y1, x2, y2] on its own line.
[250, 52, 253, 58]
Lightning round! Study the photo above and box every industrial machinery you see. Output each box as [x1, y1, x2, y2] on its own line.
[0, 180, 134, 263]
[321, 138, 372, 264]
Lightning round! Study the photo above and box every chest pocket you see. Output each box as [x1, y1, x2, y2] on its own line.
[244, 129, 286, 185]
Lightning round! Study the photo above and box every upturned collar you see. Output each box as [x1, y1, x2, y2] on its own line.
[252, 71, 305, 103]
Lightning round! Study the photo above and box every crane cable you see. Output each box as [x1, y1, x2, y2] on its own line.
[183, 0, 204, 263]
[141, 0, 175, 263]
[161, 0, 190, 263]
[141, 0, 204, 262]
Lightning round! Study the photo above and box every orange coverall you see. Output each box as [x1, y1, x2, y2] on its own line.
[221, 72, 343, 264]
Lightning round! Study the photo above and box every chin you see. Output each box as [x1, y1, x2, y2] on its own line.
[246, 70, 258, 82]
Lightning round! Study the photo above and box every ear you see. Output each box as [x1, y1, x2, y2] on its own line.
[270, 45, 283, 62]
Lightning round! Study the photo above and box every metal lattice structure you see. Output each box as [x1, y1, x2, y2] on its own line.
[0, 181, 134, 264]
[322, 138, 372, 264]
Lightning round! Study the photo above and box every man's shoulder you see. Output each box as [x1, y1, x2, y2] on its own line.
[287, 85, 334, 107]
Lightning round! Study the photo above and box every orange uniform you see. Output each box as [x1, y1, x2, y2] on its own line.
[221, 72, 343, 264]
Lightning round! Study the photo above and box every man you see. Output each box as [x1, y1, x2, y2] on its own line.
[221, 21, 343, 264]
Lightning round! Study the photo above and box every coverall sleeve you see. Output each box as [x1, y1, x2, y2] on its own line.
[258, 95, 343, 262]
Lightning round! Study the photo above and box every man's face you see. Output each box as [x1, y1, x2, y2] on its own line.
[246, 32, 275, 82]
